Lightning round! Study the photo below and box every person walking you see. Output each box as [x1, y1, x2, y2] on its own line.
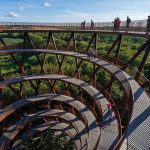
[126, 16, 131, 32]
[83, 20, 86, 29]
[146, 16, 150, 34]
[81, 21, 83, 28]
[87, 48, 96, 60]
[90, 20, 94, 30]
[113, 18, 118, 31]
[106, 103, 113, 124]
[81, 20, 86, 29]
[116, 17, 121, 30]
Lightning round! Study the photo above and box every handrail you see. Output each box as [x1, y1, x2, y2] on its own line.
[0, 20, 147, 27]
[1, 45, 149, 91]
[77, 50, 149, 92]
[1, 50, 148, 149]
[102, 55, 150, 89]
[1, 45, 149, 89]
[63, 91, 100, 123]
[0, 49, 134, 120]
[0, 20, 148, 33]
[91, 81, 123, 138]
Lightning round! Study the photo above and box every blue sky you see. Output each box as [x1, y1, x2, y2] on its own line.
[0, 0, 149, 22]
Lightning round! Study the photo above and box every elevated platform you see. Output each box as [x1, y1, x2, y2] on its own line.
[0, 38, 149, 149]
[0, 28, 149, 38]
[0, 73, 120, 149]
[0, 21, 150, 38]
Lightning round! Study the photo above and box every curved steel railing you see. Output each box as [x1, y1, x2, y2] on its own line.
[101, 55, 150, 91]
[0, 20, 148, 33]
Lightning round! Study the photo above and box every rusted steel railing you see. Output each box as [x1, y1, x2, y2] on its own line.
[0, 20, 148, 32]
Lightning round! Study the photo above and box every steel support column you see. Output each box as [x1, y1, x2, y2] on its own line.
[86, 33, 97, 52]
[106, 35, 120, 56]
[93, 33, 97, 87]
[0, 71, 3, 108]
[135, 42, 150, 80]
[123, 39, 150, 70]
[114, 35, 123, 65]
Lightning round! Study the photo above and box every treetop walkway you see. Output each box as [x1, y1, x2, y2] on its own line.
[0, 20, 150, 38]
[12, 121, 80, 150]
[0, 22, 150, 149]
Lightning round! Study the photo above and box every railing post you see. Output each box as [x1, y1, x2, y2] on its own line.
[93, 33, 97, 87]
[122, 39, 150, 70]
[0, 71, 3, 108]
[106, 35, 120, 58]
[114, 34, 123, 65]
[135, 42, 150, 80]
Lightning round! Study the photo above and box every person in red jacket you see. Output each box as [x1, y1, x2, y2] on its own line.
[116, 17, 121, 30]
[106, 103, 113, 124]
[106, 103, 112, 110]
[113, 18, 118, 31]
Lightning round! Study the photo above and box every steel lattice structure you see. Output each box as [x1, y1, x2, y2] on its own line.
[0, 22, 150, 150]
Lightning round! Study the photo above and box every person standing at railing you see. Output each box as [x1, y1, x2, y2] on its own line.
[113, 18, 117, 31]
[126, 16, 131, 32]
[81, 20, 86, 29]
[83, 20, 86, 29]
[90, 20, 94, 30]
[116, 17, 121, 31]
[146, 16, 150, 34]
[81, 22, 83, 28]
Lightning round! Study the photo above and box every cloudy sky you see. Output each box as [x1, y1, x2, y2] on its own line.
[0, 0, 149, 22]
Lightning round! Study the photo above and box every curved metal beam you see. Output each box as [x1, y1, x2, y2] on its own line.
[11, 121, 81, 150]
[0, 94, 100, 150]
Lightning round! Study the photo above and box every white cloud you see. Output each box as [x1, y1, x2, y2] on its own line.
[125, 5, 137, 9]
[43, 2, 51, 7]
[19, 7, 25, 11]
[4, 12, 18, 18]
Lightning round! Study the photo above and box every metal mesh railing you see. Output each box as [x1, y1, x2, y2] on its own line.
[0, 20, 148, 32]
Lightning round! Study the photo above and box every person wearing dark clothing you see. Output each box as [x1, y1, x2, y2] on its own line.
[90, 20, 94, 30]
[116, 17, 121, 30]
[87, 48, 96, 60]
[81, 20, 86, 29]
[83, 20, 86, 29]
[113, 18, 121, 31]
[81, 21, 83, 28]
[113, 18, 118, 31]
[126, 16, 131, 32]
[146, 16, 150, 34]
